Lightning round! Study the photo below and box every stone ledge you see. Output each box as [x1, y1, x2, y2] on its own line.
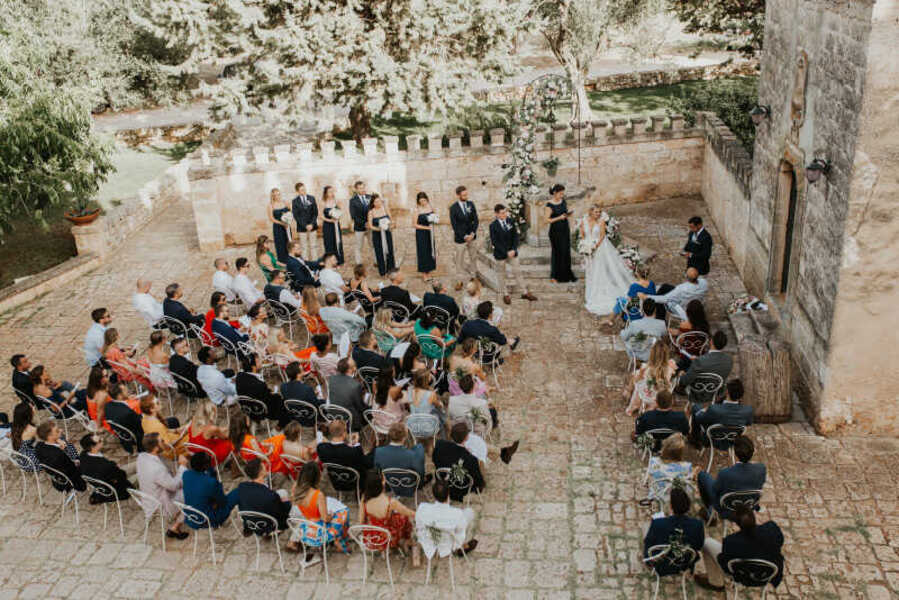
[699, 112, 753, 198]
[0, 254, 102, 315]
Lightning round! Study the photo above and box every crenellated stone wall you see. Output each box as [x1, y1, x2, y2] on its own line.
[187, 115, 704, 250]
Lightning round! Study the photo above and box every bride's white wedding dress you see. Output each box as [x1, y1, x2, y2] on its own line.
[582, 217, 634, 316]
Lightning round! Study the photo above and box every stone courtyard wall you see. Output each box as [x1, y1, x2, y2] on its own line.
[188, 116, 705, 250]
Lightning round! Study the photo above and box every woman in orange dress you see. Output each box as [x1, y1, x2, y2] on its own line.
[287, 462, 351, 555]
[229, 413, 272, 464]
[359, 470, 418, 564]
[85, 366, 113, 432]
[187, 401, 233, 465]
[264, 422, 316, 478]
[301, 287, 329, 335]
[102, 328, 154, 391]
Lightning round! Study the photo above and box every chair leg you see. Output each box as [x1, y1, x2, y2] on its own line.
[652, 572, 660, 600]
[448, 553, 455, 592]
[274, 532, 284, 574]
[208, 528, 216, 565]
[34, 470, 43, 506]
[160, 514, 167, 552]
[114, 500, 124, 538]
[360, 547, 369, 587]
[425, 558, 432, 585]
[706, 448, 714, 473]
[102, 503, 109, 530]
[254, 535, 261, 570]
[73, 493, 80, 525]
[322, 538, 329, 585]
[385, 548, 394, 592]
[681, 570, 688, 600]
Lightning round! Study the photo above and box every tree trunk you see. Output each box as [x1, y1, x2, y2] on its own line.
[562, 61, 594, 124]
[348, 104, 371, 143]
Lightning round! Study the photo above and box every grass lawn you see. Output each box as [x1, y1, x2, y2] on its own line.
[0, 204, 77, 289]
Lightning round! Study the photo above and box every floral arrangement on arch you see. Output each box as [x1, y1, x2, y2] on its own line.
[501, 74, 572, 235]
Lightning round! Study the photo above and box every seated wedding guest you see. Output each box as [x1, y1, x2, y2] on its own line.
[393, 341, 428, 379]
[695, 508, 784, 593]
[35, 422, 86, 491]
[10, 354, 34, 403]
[319, 292, 367, 342]
[182, 451, 239, 529]
[433, 422, 485, 502]
[196, 347, 238, 407]
[287, 461, 352, 560]
[211, 304, 249, 357]
[634, 391, 689, 438]
[230, 413, 272, 463]
[83, 307, 111, 367]
[316, 420, 372, 490]
[212, 258, 236, 301]
[680, 331, 733, 387]
[448, 338, 490, 398]
[416, 479, 477, 559]
[263, 270, 300, 312]
[285, 240, 321, 292]
[29, 364, 86, 415]
[414, 311, 455, 360]
[461, 278, 502, 325]
[374, 307, 415, 342]
[348, 263, 381, 305]
[79, 432, 134, 502]
[84, 367, 114, 432]
[423, 280, 461, 324]
[202, 292, 226, 345]
[11, 403, 77, 472]
[672, 299, 710, 337]
[380, 270, 421, 319]
[642, 487, 704, 574]
[374, 423, 428, 487]
[140, 395, 188, 459]
[146, 331, 177, 391]
[458, 301, 520, 351]
[103, 328, 154, 392]
[232, 257, 264, 307]
[169, 337, 206, 397]
[163, 283, 205, 328]
[326, 358, 367, 431]
[608, 264, 656, 326]
[697, 435, 766, 524]
[407, 368, 446, 441]
[133, 279, 164, 328]
[644, 433, 694, 505]
[690, 379, 753, 447]
[265, 421, 317, 478]
[620, 298, 669, 364]
[359, 470, 419, 565]
[245, 302, 270, 353]
[623, 342, 677, 417]
[301, 287, 330, 334]
[137, 433, 190, 539]
[256, 234, 285, 283]
[319, 253, 350, 304]
[372, 366, 408, 430]
[105, 383, 145, 453]
[236, 353, 288, 428]
[310, 334, 340, 379]
[448, 374, 493, 436]
[187, 401, 233, 466]
[352, 330, 392, 372]
[640, 267, 708, 321]
[280, 361, 322, 410]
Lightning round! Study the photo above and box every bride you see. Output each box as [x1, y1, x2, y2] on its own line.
[580, 204, 634, 316]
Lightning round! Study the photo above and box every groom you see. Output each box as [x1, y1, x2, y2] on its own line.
[682, 216, 713, 275]
[489, 204, 537, 305]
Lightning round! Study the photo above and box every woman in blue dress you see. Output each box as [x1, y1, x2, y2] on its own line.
[609, 263, 655, 325]
[267, 188, 292, 263]
[320, 185, 345, 265]
[367, 194, 395, 276]
[413, 192, 437, 279]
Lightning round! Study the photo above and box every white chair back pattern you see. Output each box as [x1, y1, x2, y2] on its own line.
[189, 323, 214, 348]
[435, 467, 474, 505]
[40, 463, 82, 524]
[675, 330, 710, 360]
[356, 367, 379, 394]
[185, 443, 222, 480]
[727, 558, 779, 597]
[239, 447, 273, 487]
[624, 335, 658, 373]
[644, 543, 699, 600]
[0, 447, 43, 505]
[382, 301, 410, 323]
[106, 418, 139, 453]
[321, 463, 361, 506]
[364, 408, 400, 436]
[373, 328, 398, 353]
[284, 399, 319, 431]
[319, 404, 353, 433]
[381, 467, 420, 506]
[417, 334, 447, 371]
[687, 372, 724, 404]
[238, 510, 285, 573]
[159, 316, 189, 338]
[279, 453, 306, 479]
[348, 524, 395, 591]
[703, 423, 747, 472]
[82, 475, 126, 537]
[405, 413, 440, 442]
[424, 305, 452, 331]
[237, 395, 271, 437]
[476, 337, 503, 389]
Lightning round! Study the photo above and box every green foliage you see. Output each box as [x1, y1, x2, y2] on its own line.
[667, 0, 765, 57]
[150, 141, 203, 162]
[666, 77, 758, 155]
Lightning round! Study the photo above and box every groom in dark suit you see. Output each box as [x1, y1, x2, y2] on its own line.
[291, 182, 318, 259]
[449, 185, 479, 290]
[489, 204, 537, 305]
[682, 216, 713, 275]
[348, 180, 371, 265]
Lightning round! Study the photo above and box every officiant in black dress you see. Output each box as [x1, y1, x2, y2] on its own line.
[545, 184, 577, 283]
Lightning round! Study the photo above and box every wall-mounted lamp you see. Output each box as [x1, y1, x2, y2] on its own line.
[805, 158, 831, 184]
[749, 105, 770, 126]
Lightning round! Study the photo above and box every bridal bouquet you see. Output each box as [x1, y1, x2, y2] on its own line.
[577, 238, 595, 257]
[602, 212, 622, 247]
[427, 213, 440, 224]
[330, 208, 343, 219]
[280, 212, 295, 227]
[380, 218, 391, 230]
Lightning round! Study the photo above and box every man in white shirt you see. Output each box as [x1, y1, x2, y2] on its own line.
[212, 258, 236, 301]
[132, 279, 163, 327]
[415, 479, 477, 560]
[232, 257, 264, 307]
[196, 346, 238, 406]
[319, 253, 349, 305]
[263, 270, 302, 310]
[136, 433, 189, 539]
[447, 374, 493, 433]
[83, 307, 111, 366]
[319, 292, 367, 342]
[620, 298, 669, 363]
[640, 267, 708, 320]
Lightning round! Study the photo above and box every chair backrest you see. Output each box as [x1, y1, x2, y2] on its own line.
[174, 501, 213, 529]
[356, 367, 379, 393]
[160, 316, 189, 338]
[405, 413, 440, 440]
[348, 524, 392, 552]
[364, 408, 400, 435]
[106, 418, 139, 447]
[686, 372, 724, 404]
[381, 468, 420, 498]
[726, 558, 779, 588]
[170, 371, 202, 397]
[424, 305, 451, 330]
[624, 334, 657, 358]
[435, 467, 473, 498]
[348, 290, 377, 315]
[322, 462, 360, 492]
[83, 475, 119, 502]
[417, 334, 446, 366]
[618, 296, 643, 323]
[476, 337, 502, 366]
[213, 332, 239, 356]
[2, 447, 40, 472]
[284, 399, 319, 428]
[265, 299, 291, 323]
[128, 488, 161, 517]
[41, 463, 76, 491]
[372, 329, 398, 353]
[645, 427, 677, 452]
[382, 301, 411, 323]
[185, 443, 220, 468]
[319, 404, 353, 432]
[645, 544, 699, 574]
[240, 447, 272, 474]
[238, 510, 278, 537]
[11, 384, 35, 406]
[676, 331, 710, 359]
[279, 453, 306, 478]
[719, 489, 763, 514]
[705, 423, 747, 449]
[189, 324, 214, 347]
[237, 395, 269, 421]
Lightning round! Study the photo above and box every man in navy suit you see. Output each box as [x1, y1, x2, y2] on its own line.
[182, 452, 238, 528]
[458, 301, 520, 352]
[634, 390, 689, 439]
[449, 185, 479, 290]
[682, 216, 713, 275]
[348, 180, 371, 265]
[696, 508, 784, 592]
[373, 423, 429, 497]
[236, 352, 287, 427]
[162, 283, 205, 330]
[285, 240, 321, 292]
[690, 379, 754, 447]
[291, 182, 319, 259]
[316, 420, 372, 492]
[210, 304, 249, 361]
[351, 330, 392, 372]
[235, 459, 292, 531]
[643, 488, 704, 576]
[488, 204, 537, 305]
[697, 435, 766, 522]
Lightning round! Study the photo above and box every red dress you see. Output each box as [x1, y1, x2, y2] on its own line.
[188, 427, 233, 465]
[362, 502, 412, 549]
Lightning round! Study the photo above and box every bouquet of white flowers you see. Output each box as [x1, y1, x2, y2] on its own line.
[602, 212, 622, 247]
[427, 213, 439, 224]
[329, 208, 342, 219]
[577, 238, 595, 257]
[380, 218, 391, 230]
[280, 212, 294, 226]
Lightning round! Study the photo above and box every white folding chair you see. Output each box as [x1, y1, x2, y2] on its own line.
[420, 525, 469, 591]
[356, 367, 379, 395]
[348, 525, 395, 592]
[238, 510, 285, 573]
[405, 413, 440, 444]
[435, 467, 477, 506]
[417, 334, 447, 372]
[321, 463, 361, 506]
[675, 330, 710, 361]
[363, 408, 400, 447]
[212, 333, 240, 372]
[283, 399, 319, 440]
[280, 453, 306, 480]
[40, 464, 83, 525]
[717, 490, 763, 536]
[382, 301, 411, 324]
[686, 372, 724, 405]
[82, 476, 126, 537]
[476, 338, 503, 389]
[703, 424, 747, 472]
[726, 558, 779, 600]
[159, 315, 190, 339]
[185, 443, 222, 481]
[174, 501, 218, 564]
[0, 447, 43, 505]
[286, 517, 329, 583]
[237, 395, 273, 438]
[643, 544, 699, 600]
[319, 404, 353, 433]
[623, 334, 658, 374]
[381, 468, 420, 507]
[106, 418, 140, 455]
[238, 447, 273, 487]
[128, 488, 168, 551]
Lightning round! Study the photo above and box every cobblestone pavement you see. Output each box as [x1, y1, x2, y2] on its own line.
[0, 195, 896, 599]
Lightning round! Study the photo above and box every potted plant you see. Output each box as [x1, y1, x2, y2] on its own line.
[64, 197, 101, 225]
[541, 156, 560, 177]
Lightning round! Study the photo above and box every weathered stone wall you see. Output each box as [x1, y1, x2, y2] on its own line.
[188, 116, 704, 250]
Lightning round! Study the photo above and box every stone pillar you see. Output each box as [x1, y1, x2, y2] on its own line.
[71, 219, 108, 258]
[650, 115, 667, 132]
[321, 140, 336, 160]
[448, 136, 463, 155]
[406, 135, 422, 155]
[610, 118, 629, 137]
[362, 137, 378, 156]
[297, 142, 313, 162]
[631, 117, 647, 135]
[670, 114, 685, 131]
[592, 120, 609, 142]
[383, 135, 400, 156]
[427, 134, 443, 157]
[252, 147, 270, 165]
[572, 121, 591, 141]
[273, 145, 291, 163]
[469, 130, 484, 148]
[489, 128, 506, 149]
[343, 141, 358, 159]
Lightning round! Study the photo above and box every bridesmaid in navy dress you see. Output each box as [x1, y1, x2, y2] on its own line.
[267, 188, 291, 263]
[545, 183, 576, 283]
[413, 192, 436, 278]
[320, 185, 345, 265]
[367, 194, 395, 276]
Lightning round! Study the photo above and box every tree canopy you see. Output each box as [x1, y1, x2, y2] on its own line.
[667, 0, 765, 56]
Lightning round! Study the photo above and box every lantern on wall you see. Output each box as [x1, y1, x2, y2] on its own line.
[805, 158, 831, 184]
[749, 105, 771, 126]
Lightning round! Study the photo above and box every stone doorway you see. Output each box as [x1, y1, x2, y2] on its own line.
[771, 159, 801, 296]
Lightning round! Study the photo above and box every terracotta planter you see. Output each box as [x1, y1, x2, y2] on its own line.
[64, 208, 101, 225]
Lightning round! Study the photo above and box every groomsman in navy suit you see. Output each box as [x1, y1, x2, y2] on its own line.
[291, 182, 318, 259]
[348, 180, 371, 265]
[489, 204, 537, 305]
[449, 185, 479, 290]
[682, 216, 713, 275]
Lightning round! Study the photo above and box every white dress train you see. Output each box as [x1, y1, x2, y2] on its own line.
[583, 219, 634, 316]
